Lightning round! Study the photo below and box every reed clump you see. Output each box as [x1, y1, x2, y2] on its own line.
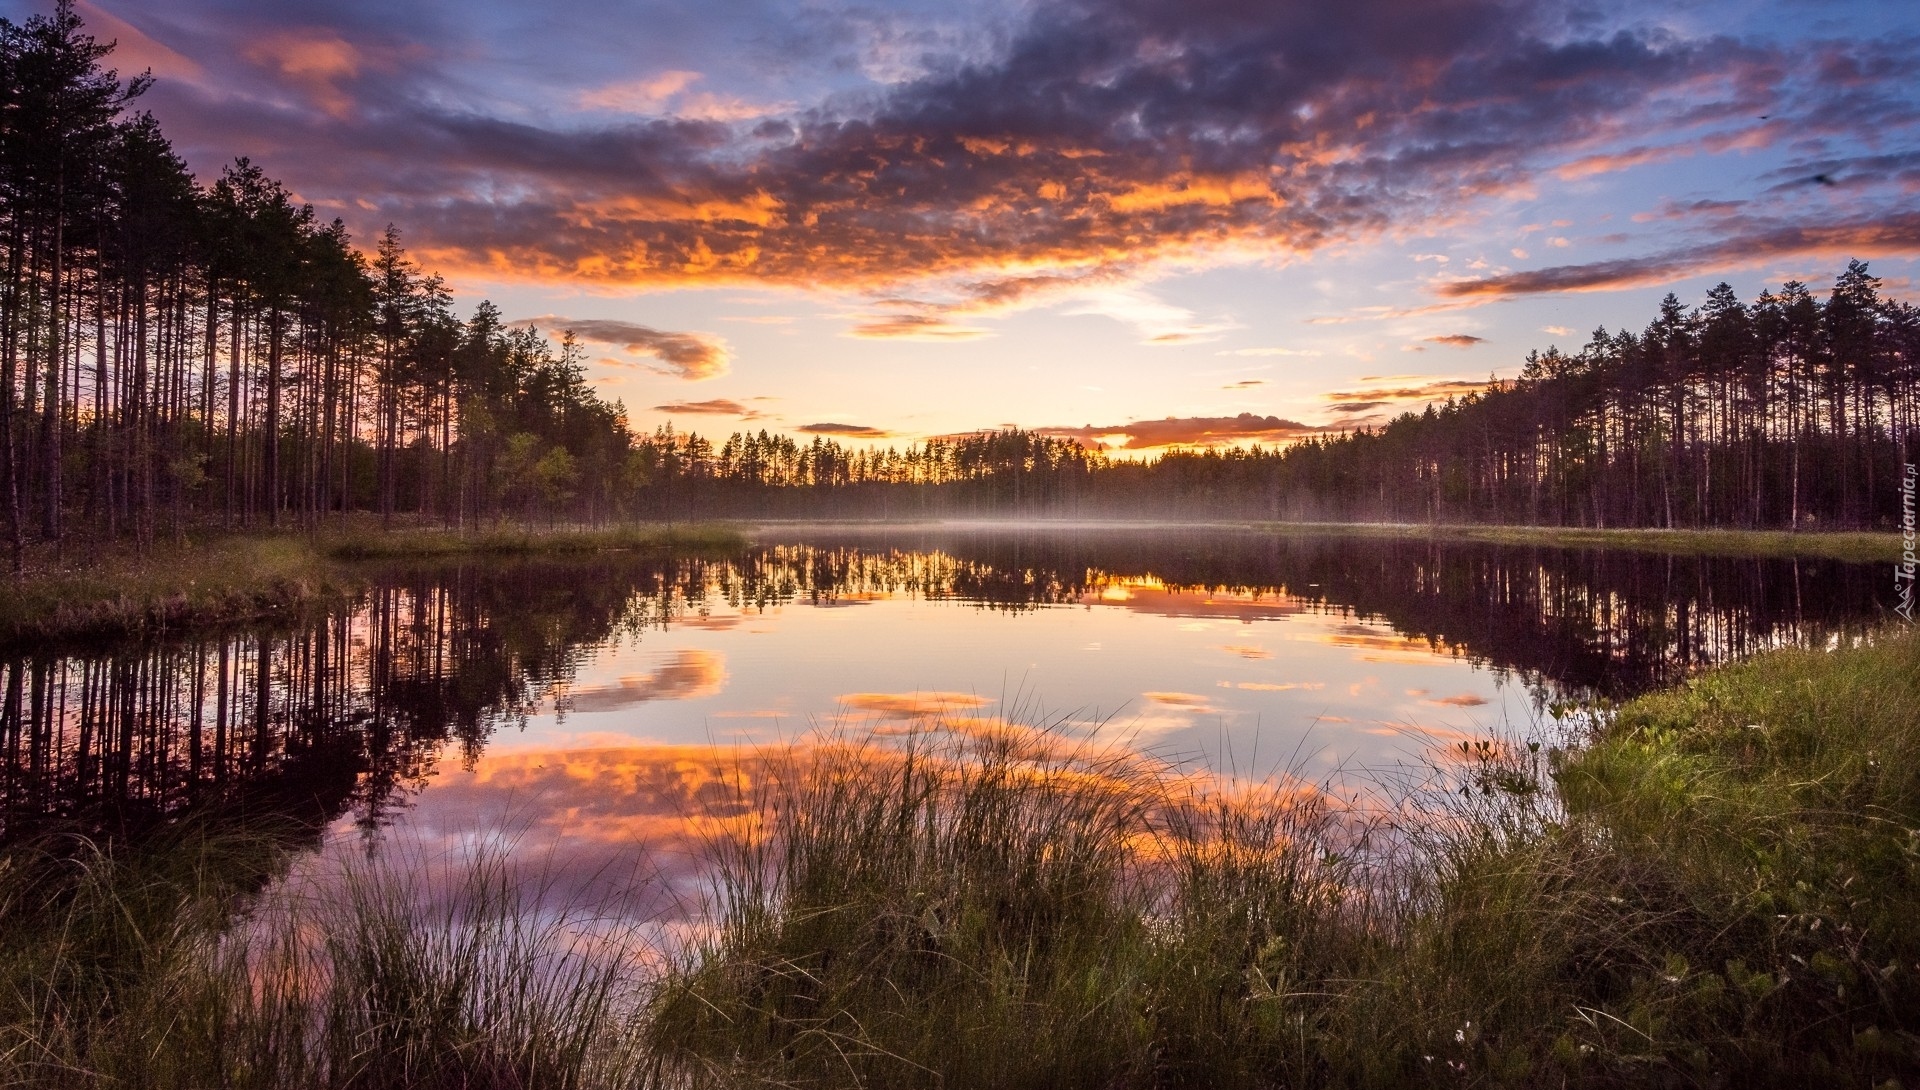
[643, 729, 1370, 1089]
[0, 829, 649, 1089]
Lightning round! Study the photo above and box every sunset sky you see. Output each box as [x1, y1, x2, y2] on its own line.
[28, 0, 1920, 451]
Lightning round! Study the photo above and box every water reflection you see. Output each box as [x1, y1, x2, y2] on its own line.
[0, 530, 1886, 847]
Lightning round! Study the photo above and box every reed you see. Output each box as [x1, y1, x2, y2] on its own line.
[0, 828, 651, 1089]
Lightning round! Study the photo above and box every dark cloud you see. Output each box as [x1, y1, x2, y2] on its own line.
[797, 422, 895, 438]
[88, 0, 1914, 296]
[1439, 210, 1920, 298]
[1424, 334, 1485, 347]
[1040, 413, 1324, 450]
[1222, 379, 1267, 389]
[521, 316, 730, 379]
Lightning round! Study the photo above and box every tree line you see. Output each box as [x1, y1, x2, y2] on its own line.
[1272, 261, 1920, 528]
[634, 263, 1920, 528]
[0, 3, 639, 570]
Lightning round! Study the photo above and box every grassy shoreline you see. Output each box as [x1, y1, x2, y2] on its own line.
[0, 522, 745, 646]
[0, 628, 1915, 1085]
[746, 516, 1905, 562]
[1251, 519, 1906, 562]
[3, 519, 1893, 648]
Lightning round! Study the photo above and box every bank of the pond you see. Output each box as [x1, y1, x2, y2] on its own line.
[1256, 519, 1904, 562]
[0, 628, 1913, 1088]
[749, 517, 1903, 562]
[0, 522, 745, 645]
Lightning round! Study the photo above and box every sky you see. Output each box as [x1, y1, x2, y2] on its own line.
[21, 0, 1920, 451]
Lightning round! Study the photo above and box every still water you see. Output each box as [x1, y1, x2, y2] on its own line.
[0, 526, 1891, 913]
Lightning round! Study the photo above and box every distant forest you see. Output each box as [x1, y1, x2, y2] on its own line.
[4, 3, 1919, 560]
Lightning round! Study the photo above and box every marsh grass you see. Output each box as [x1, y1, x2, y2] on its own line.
[643, 728, 1372, 1089]
[0, 521, 745, 645]
[320, 522, 744, 561]
[0, 535, 351, 645]
[2, 629, 1916, 1087]
[0, 828, 652, 1089]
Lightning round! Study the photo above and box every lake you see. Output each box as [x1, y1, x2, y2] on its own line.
[0, 525, 1890, 922]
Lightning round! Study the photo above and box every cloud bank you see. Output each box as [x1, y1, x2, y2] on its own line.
[111, 0, 1920, 306]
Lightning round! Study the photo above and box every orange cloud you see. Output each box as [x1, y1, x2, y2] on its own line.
[797, 422, 895, 438]
[1424, 693, 1490, 707]
[1142, 691, 1215, 709]
[1039, 414, 1325, 451]
[838, 692, 996, 719]
[523, 317, 730, 380]
[652, 398, 764, 418]
[846, 313, 992, 340]
[243, 30, 362, 118]
[559, 650, 726, 713]
[1439, 212, 1920, 298]
[76, 2, 204, 82]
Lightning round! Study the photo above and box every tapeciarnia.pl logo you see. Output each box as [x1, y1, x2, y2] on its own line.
[1898, 462, 1917, 623]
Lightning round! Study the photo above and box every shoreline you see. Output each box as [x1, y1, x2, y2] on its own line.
[1, 517, 1895, 647]
[0, 522, 746, 647]
[742, 517, 1903, 562]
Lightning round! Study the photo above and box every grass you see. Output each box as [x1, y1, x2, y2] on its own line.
[0, 521, 746, 645]
[0, 826, 651, 1089]
[319, 521, 744, 561]
[2, 629, 1916, 1087]
[1250, 520, 1906, 562]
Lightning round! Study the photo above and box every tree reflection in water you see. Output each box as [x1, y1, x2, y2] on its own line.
[0, 532, 1885, 847]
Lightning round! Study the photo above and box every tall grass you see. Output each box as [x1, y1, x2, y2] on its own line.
[0, 829, 651, 1089]
[644, 728, 1368, 1089]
